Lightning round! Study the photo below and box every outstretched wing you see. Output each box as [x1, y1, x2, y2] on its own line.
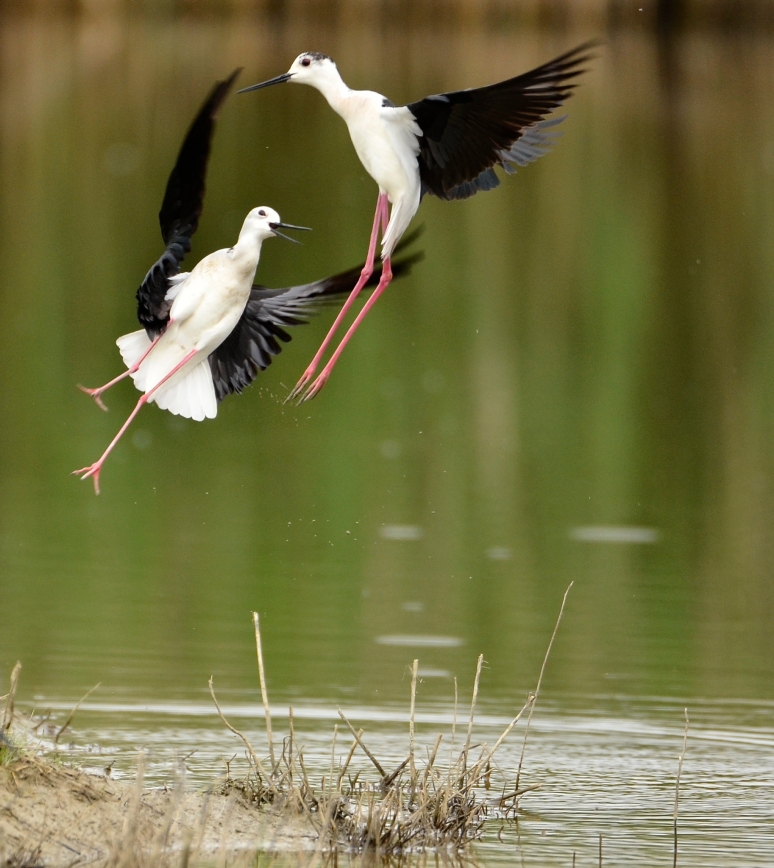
[406, 42, 596, 201]
[209, 238, 424, 402]
[135, 69, 241, 338]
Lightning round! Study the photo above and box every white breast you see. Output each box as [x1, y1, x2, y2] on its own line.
[342, 92, 418, 201]
[124, 247, 256, 417]
[169, 250, 253, 353]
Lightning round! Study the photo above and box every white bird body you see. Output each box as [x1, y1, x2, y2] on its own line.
[115, 208, 278, 421]
[74, 196, 313, 493]
[284, 66, 422, 259]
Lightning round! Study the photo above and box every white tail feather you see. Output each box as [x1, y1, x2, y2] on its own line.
[115, 328, 216, 421]
[152, 358, 217, 421]
[381, 192, 419, 259]
[116, 329, 152, 369]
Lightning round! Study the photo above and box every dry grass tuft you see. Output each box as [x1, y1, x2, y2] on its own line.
[209, 590, 573, 859]
[0, 585, 573, 865]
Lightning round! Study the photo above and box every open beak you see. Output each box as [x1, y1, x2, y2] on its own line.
[269, 222, 311, 244]
[238, 72, 293, 93]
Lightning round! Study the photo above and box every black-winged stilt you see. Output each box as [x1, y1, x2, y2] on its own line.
[240, 42, 596, 401]
[74, 70, 420, 494]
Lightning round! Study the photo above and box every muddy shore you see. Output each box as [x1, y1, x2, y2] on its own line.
[0, 751, 314, 867]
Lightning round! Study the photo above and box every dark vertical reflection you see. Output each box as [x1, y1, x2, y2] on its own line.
[645, 23, 774, 693]
[656, 0, 686, 42]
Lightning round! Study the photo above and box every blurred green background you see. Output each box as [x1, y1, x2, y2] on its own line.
[0, 2, 773, 720]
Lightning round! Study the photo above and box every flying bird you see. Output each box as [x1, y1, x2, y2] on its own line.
[240, 42, 596, 401]
[75, 70, 419, 494]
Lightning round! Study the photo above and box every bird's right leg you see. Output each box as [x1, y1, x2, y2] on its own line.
[286, 193, 389, 402]
[299, 254, 393, 402]
[72, 348, 196, 495]
[78, 330, 165, 412]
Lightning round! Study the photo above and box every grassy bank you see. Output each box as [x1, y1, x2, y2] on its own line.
[0, 592, 571, 867]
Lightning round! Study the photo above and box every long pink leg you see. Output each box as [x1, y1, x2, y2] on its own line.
[300, 255, 394, 403]
[78, 330, 165, 411]
[72, 349, 197, 495]
[285, 193, 389, 402]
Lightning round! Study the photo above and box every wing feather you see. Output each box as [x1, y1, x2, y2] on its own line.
[407, 42, 597, 200]
[208, 233, 424, 401]
[135, 69, 241, 338]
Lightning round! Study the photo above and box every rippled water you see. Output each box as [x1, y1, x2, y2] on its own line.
[1, 8, 774, 866]
[40, 695, 774, 865]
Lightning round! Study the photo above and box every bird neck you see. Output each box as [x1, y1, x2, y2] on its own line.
[308, 71, 351, 117]
[229, 230, 265, 275]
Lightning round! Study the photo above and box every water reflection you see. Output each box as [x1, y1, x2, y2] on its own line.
[374, 635, 464, 647]
[569, 525, 660, 543]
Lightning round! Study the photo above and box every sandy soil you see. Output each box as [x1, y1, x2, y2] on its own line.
[0, 754, 317, 866]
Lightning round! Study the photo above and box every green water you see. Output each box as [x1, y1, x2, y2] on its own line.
[1, 11, 773, 865]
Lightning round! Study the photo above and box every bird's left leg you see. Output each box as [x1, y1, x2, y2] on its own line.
[286, 193, 390, 402]
[299, 255, 394, 402]
[72, 349, 197, 494]
[78, 330, 165, 411]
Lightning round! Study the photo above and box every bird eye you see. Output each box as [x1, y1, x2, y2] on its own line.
[301, 57, 311, 67]
[258, 209, 266, 217]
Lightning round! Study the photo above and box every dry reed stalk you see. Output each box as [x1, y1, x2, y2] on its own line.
[673, 707, 689, 868]
[288, 706, 295, 786]
[326, 723, 338, 798]
[468, 696, 533, 785]
[487, 782, 541, 807]
[463, 655, 484, 769]
[336, 729, 363, 791]
[420, 733, 443, 792]
[208, 676, 278, 796]
[53, 682, 100, 746]
[447, 675, 458, 792]
[336, 709, 386, 777]
[515, 581, 573, 790]
[1, 661, 21, 734]
[307, 796, 337, 868]
[297, 746, 311, 801]
[253, 611, 276, 771]
[381, 757, 409, 791]
[409, 658, 419, 786]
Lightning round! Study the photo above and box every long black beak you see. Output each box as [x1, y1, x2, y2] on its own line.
[270, 221, 311, 244]
[238, 73, 293, 93]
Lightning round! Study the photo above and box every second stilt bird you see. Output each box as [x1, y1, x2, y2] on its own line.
[240, 42, 596, 401]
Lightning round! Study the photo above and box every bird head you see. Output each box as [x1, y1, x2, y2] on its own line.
[238, 53, 338, 93]
[240, 207, 311, 244]
[286, 52, 338, 84]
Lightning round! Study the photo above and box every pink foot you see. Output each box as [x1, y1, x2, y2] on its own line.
[298, 370, 330, 403]
[285, 366, 318, 403]
[77, 384, 109, 412]
[72, 463, 102, 495]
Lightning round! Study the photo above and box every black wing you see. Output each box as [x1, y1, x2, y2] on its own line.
[406, 42, 597, 201]
[208, 235, 424, 402]
[135, 69, 241, 338]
